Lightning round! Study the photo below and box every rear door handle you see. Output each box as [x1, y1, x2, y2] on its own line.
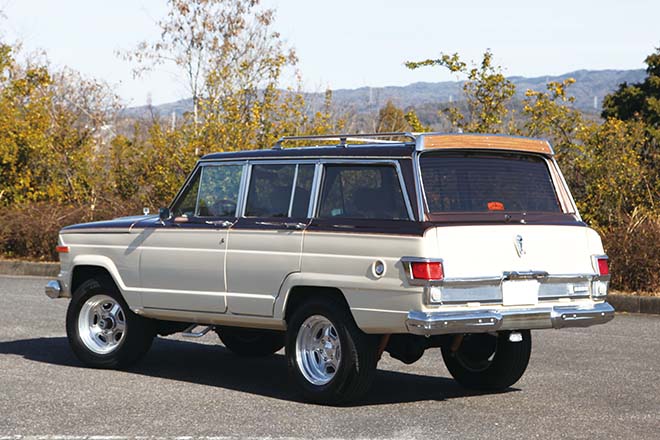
[284, 222, 306, 230]
[205, 220, 235, 228]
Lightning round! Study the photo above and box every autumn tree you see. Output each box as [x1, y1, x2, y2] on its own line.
[0, 45, 119, 210]
[601, 46, 660, 202]
[406, 50, 515, 133]
[602, 46, 660, 141]
[404, 110, 430, 133]
[375, 101, 409, 132]
[122, 0, 318, 154]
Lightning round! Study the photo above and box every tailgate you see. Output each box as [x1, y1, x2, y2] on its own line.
[430, 224, 601, 304]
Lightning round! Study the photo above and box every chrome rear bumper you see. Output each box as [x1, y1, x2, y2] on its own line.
[406, 302, 615, 336]
[45, 280, 63, 299]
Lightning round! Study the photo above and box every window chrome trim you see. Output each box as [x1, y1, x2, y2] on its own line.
[287, 164, 299, 218]
[236, 162, 250, 218]
[193, 166, 205, 217]
[412, 151, 426, 221]
[551, 156, 582, 220]
[308, 162, 323, 219]
[312, 159, 415, 221]
[198, 155, 412, 163]
[181, 158, 414, 221]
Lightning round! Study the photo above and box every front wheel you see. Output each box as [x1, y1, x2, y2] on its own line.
[66, 277, 155, 369]
[441, 331, 532, 391]
[286, 298, 378, 405]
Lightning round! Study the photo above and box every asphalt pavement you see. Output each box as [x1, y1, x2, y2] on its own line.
[1, 275, 659, 439]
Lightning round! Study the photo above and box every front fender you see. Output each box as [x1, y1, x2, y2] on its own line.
[70, 254, 142, 310]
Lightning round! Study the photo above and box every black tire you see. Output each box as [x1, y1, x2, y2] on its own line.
[441, 331, 532, 391]
[66, 277, 155, 369]
[216, 326, 284, 357]
[286, 297, 379, 405]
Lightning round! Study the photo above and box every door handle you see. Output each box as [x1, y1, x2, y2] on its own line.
[205, 220, 234, 228]
[255, 221, 280, 227]
[284, 222, 306, 230]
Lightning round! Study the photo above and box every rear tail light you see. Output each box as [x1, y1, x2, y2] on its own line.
[596, 257, 609, 276]
[592, 255, 609, 299]
[55, 245, 69, 253]
[402, 258, 445, 303]
[411, 261, 444, 280]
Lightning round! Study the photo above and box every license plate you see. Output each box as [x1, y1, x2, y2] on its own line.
[502, 280, 539, 306]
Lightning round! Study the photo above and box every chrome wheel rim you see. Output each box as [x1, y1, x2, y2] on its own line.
[295, 315, 341, 385]
[78, 294, 126, 354]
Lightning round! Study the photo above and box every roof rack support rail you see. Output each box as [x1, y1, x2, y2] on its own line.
[272, 132, 416, 149]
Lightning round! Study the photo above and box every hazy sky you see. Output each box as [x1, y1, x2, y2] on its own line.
[2, 0, 657, 106]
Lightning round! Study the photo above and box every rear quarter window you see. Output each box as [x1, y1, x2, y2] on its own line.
[318, 164, 409, 220]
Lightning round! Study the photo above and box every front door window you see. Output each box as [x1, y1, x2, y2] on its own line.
[171, 164, 243, 219]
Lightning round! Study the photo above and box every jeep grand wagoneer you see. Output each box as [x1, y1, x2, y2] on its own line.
[46, 132, 614, 404]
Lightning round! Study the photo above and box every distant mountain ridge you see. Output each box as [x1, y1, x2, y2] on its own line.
[123, 69, 646, 121]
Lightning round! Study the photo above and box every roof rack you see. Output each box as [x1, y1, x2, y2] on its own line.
[272, 132, 416, 149]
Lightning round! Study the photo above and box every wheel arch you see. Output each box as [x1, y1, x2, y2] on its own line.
[71, 265, 116, 295]
[281, 285, 351, 325]
[69, 255, 141, 309]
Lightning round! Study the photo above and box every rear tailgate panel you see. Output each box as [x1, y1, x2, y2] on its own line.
[429, 224, 602, 304]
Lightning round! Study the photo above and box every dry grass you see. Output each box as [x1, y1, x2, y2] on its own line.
[601, 210, 660, 293]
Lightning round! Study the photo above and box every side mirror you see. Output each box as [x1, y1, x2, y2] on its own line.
[159, 207, 171, 224]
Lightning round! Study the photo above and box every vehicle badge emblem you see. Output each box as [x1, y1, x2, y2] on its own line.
[514, 235, 525, 257]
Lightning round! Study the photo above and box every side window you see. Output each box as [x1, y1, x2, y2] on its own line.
[171, 164, 243, 218]
[318, 164, 409, 220]
[196, 164, 243, 217]
[171, 168, 201, 218]
[245, 164, 296, 217]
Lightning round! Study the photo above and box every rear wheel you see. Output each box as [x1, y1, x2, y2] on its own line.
[441, 331, 531, 390]
[66, 277, 155, 369]
[286, 298, 379, 405]
[216, 326, 284, 357]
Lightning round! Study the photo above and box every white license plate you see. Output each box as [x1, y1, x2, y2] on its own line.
[502, 280, 539, 306]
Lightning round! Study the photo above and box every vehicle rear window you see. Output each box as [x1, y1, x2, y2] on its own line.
[420, 152, 561, 213]
[318, 165, 409, 220]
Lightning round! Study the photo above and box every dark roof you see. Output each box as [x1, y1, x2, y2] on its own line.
[201, 143, 416, 161]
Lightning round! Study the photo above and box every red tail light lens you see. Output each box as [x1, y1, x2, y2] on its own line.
[55, 245, 69, 253]
[597, 257, 609, 276]
[411, 261, 444, 280]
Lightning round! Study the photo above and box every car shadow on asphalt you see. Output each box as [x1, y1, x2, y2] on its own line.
[0, 336, 518, 406]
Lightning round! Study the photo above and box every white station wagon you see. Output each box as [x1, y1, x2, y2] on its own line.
[46, 132, 614, 404]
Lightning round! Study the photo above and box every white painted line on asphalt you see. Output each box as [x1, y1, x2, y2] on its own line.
[0, 274, 52, 280]
[0, 437, 423, 440]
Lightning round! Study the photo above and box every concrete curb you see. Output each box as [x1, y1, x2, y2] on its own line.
[1, 259, 659, 315]
[0, 259, 59, 278]
[608, 293, 660, 315]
